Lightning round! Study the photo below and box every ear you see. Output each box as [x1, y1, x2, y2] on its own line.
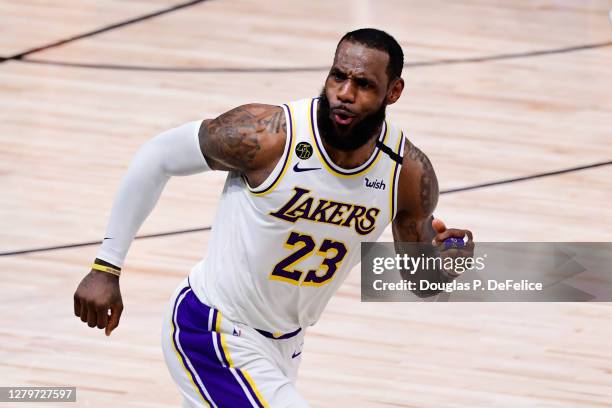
[386, 77, 404, 105]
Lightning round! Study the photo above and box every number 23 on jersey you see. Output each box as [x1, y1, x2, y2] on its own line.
[269, 231, 348, 287]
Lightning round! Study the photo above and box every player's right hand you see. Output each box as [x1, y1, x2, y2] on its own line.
[73, 270, 123, 336]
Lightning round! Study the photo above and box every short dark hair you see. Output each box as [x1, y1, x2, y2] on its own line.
[337, 28, 404, 81]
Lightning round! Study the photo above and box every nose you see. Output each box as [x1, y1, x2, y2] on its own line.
[336, 80, 356, 104]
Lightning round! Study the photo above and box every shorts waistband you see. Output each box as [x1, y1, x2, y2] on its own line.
[254, 327, 302, 340]
[186, 277, 302, 340]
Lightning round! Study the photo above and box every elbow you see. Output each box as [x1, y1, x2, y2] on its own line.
[133, 134, 183, 179]
[121, 139, 169, 186]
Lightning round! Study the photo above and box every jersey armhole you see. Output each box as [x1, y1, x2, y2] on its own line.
[243, 103, 295, 196]
[390, 132, 406, 222]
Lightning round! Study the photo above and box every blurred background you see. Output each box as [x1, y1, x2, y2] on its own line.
[1, 1, 611, 406]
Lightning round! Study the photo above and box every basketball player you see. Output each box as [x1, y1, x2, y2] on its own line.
[74, 29, 474, 407]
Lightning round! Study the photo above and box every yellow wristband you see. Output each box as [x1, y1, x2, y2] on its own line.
[92, 263, 121, 277]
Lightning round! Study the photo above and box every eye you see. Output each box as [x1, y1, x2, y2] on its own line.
[331, 70, 347, 81]
[355, 78, 371, 89]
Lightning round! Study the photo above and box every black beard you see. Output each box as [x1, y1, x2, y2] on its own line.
[317, 89, 387, 152]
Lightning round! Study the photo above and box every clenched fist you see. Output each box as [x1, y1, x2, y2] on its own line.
[73, 263, 123, 336]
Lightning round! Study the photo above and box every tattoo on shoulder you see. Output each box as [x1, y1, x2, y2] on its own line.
[405, 141, 439, 214]
[267, 108, 287, 134]
[200, 105, 286, 171]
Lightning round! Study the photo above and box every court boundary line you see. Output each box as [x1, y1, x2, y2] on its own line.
[441, 160, 612, 194]
[0, 227, 211, 256]
[14, 40, 612, 72]
[0, 0, 209, 63]
[1, 159, 609, 257]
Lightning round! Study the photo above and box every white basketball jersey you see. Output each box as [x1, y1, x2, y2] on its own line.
[189, 97, 406, 334]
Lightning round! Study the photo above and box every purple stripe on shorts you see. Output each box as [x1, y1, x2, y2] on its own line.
[235, 369, 265, 408]
[171, 285, 213, 406]
[175, 288, 256, 407]
[216, 331, 231, 368]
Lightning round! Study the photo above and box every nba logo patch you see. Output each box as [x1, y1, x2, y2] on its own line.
[295, 142, 313, 160]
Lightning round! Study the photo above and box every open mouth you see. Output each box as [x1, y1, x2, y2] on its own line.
[332, 109, 355, 126]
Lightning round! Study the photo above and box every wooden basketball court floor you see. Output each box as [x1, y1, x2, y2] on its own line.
[1, 1, 611, 406]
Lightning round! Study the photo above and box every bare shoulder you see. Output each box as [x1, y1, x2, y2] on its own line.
[396, 139, 439, 219]
[199, 104, 287, 173]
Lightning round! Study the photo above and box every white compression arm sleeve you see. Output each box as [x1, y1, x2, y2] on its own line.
[96, 120, 210, 268]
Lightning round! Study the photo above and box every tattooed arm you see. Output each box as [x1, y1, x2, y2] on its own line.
[392, 140, 474, 297]
[393, 140, 439, 246]
[199, 104, 287, 187]
[74, 106, 287, 335]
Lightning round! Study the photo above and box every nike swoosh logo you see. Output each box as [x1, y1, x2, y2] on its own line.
[291, 351, 302, 359]
[293, 163, 321, 173]
[103, 237, 113, 241]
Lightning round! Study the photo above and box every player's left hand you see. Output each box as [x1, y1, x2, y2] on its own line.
[431, 218, 475, 276]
